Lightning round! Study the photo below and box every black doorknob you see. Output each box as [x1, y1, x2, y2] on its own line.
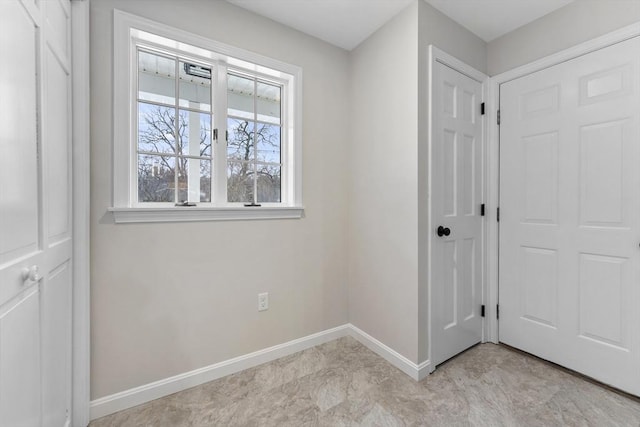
[437, 226, 451, 237]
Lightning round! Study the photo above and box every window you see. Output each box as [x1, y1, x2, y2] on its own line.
[111, 11, 302, 223]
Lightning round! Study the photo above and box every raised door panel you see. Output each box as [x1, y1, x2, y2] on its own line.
[519, 247, 558, 328]
[0, 1, 39, 266]
[44, 46, 71, 242]
[442, 81, 456, 118]
[522, 132, 558, 224]
[42, 261, 72, 427]
[0, 288, 41, 427]
[461, 134, 475, 216]
[519, 85, 559, 119]
[460, 238, 476, 321]
[579, 120, 626, 227]
[579, 64, 632, 106]
[578, 254, 627, 349]
[442, 240, 457, 330]
[461, 90, 475, 124]
[442, 129, 457, 217]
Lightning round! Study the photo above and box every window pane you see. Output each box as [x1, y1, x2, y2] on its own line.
[257, 164, 281, 203]
[179, 110, 212, 157]
[175, 157, 212, 203]
[227, 118, 255, 162]
[138, 50, 176, 105]
[176, 157, 188, 203]
[138, 154, 175, 203]
[256, 81, 281, 124]
[179, 61, 211, 112]
[256, 123, 281, 163]
[199, 159, 212, 203]
[227, 161, 254, 203]
[227, 73, 254, 120]
[138, 102, 176, 154]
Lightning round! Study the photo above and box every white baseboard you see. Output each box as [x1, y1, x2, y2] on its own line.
[90, 323, 431, 420]
[347, 324, 431, 381]
[90, 324, 350, 420]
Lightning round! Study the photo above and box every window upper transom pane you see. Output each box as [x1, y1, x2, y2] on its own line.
[138, 51, 176, 105]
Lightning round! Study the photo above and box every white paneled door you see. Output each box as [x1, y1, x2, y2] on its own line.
[500, 37, 640, 395]
[0, 0, 73, 426]
[432, 60, 484, 366]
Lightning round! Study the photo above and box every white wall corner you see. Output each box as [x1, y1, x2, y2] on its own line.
[347, 324, 430, 381]
[90, 324, 431, 420]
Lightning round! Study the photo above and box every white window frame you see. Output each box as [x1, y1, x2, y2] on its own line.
[110, 10, 303, 223]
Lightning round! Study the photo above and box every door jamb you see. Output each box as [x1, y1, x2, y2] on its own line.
[427, 45, 489, 370]
[486, 21, 640, 347]
[71, 0, 91, 425]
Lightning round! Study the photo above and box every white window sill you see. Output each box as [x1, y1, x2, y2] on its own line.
[108, 206, 304, 224]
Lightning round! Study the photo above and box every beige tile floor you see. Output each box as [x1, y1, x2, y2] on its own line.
[91, 337, 640, 426]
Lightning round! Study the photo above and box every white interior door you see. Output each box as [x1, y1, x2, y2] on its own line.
[432, 59, 484, 366]
[499, 36, 640, 395]
[0, 1, 73, 426]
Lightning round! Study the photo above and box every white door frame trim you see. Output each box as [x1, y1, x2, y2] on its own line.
[486, 21, 640, 345]
[71, 0, 91, 425]
[427, 45, 488, 370]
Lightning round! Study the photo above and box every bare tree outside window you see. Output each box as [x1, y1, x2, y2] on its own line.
[135, 50, 285, 206]
[137, 105, 212, 203]
[227, 118, 281, 203]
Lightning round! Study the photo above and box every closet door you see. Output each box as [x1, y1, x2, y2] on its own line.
[0, 1, 73, 425]
[499, 36, 640, 395]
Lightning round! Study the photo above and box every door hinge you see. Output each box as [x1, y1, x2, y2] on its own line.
[481, 305, 486, 317]
[480, 203, 485, 216]
[497, 207, 500, 222]
[497, 109, 501, 125]
[496, 304, 500, 319]
[481, 102, 485, 115]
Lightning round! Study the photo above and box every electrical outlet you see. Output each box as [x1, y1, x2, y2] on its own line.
[258, 292, 269, 311]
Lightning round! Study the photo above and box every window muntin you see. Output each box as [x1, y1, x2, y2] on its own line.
[136, 48, 213, 204]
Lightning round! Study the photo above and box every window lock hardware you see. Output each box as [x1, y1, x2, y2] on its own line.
[175, 201, 197, 207]
[244, 203, 262, 207]
[213, 128, 218, 142]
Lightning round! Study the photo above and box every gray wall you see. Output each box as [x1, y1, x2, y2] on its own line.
[488, 0, 640, 76]
[90, 0, 350, 399]
[348, 1, 421, 363]
[347, 0, 486, 365]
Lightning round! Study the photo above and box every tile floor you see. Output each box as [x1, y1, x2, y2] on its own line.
[90, 336, 640, 426]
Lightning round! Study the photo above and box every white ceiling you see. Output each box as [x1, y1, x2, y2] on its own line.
[226, 0, 414, 50]
[226, 0, 576, 50]
[425, 0, 575, 42]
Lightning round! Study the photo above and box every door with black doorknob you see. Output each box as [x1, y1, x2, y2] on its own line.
[431, 54, 485, 367]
